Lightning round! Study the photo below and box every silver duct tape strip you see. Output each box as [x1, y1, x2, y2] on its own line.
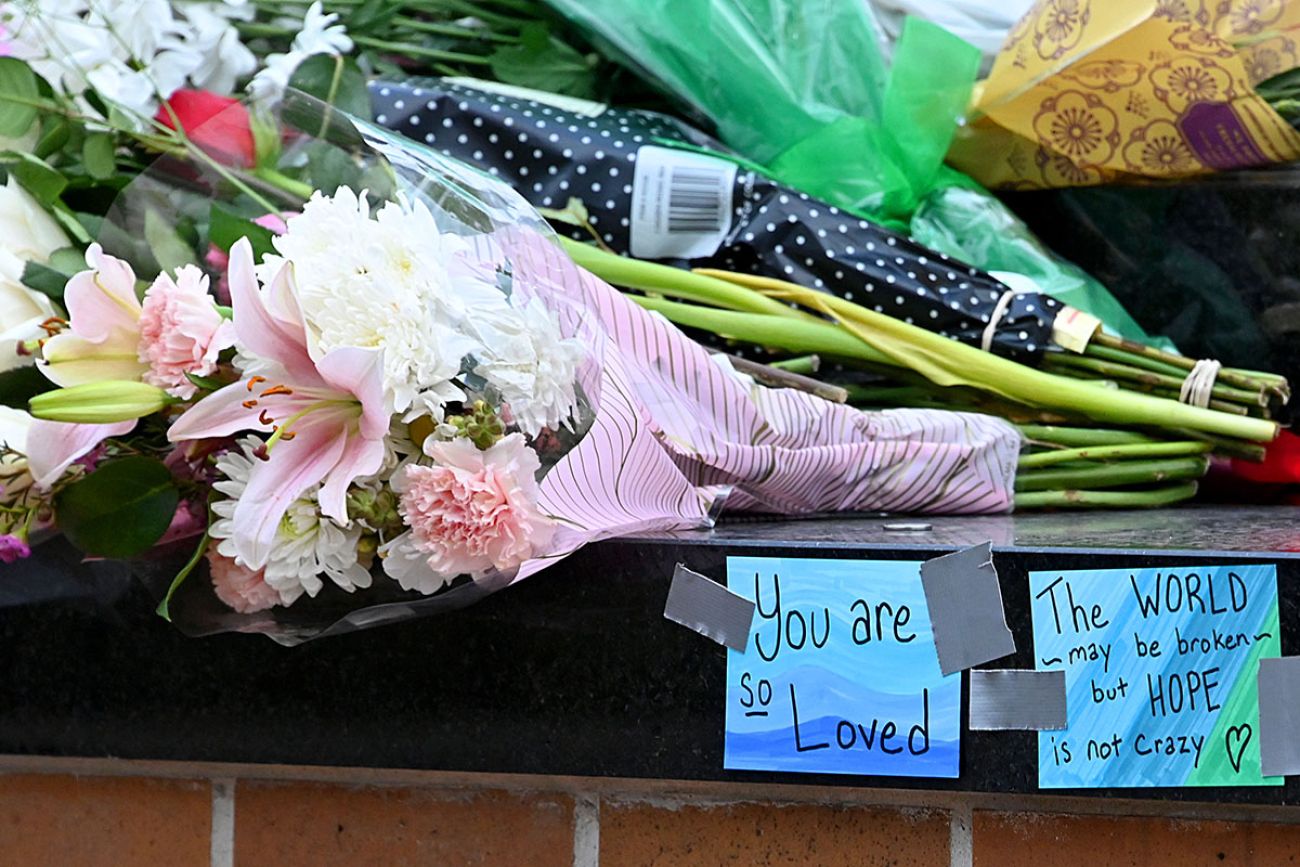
[969, 669, 1067, 731]
[921, 541, 1015, 676]
[663, 563, 755, 652]
[1258, 657, 1300, 777]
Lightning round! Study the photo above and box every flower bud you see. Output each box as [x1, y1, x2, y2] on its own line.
[29, 381, 172, 424]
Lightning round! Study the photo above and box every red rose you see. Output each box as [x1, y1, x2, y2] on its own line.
[1231, 429, 1300, 485]
[155, 89, 256, 168]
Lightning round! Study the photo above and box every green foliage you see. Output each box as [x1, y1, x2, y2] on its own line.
[54, 456, 180, 558]
[0, 366, 53, 409]
[20, 246, 89, 299]
[156, 527, 209, 621]
[208, 203, 277, 260]
[9, 152, 67, 204]
[81, 132, 116, 179]
[0, 58, 39, 138]
[489, 23, 599, 99]
[290, 54, 372, 120]
[144, 207, 198, 273]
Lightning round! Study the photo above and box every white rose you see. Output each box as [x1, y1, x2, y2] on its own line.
[0, 176, 71, 263]
[0, 177, 70, 372]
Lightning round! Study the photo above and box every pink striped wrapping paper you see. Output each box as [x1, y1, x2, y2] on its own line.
[499, 230, 1021, 584]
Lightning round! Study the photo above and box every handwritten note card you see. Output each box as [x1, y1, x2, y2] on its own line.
[724, 557, 960, 778]
[1031, 564, 1281, 788]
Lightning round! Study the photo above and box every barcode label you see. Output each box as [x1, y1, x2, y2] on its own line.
[630, 146, 737, 259]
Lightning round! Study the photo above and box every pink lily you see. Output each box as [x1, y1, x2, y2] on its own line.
[26, 418, 135, 489]
[167, 238, 389, 570]
[40, 244, 148, 387]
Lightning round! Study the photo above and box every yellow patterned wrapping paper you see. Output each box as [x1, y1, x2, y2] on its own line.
[947, 0, 1300, 188]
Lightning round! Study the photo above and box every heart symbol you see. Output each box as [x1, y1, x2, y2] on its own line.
[1226, 724, 1252, 774]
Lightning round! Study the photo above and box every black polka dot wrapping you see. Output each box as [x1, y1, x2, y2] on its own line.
[369, 79, 1060, 363]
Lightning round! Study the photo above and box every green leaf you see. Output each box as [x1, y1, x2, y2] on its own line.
[183, 370, 229, 392]
[289, 54, 371, 120]
[34, 118, 70, 159]
[10, 153, 67, 204]
[0, 365, 52, 409]
[0, 58, 39, 138]
[20, 260, 70, 298]
[82, 133, 115, 179]
[19, 245, 85, 299]
[144, 206, 198, 273]
[157, 527, 209, 621]
[488, 24, 598, 99]
[208, 203, 277, 261]
[50, 205, 93, 244]
[305, 143, 358, 197]
[345, 0, 400, 34]
[54, 456, 180, 558]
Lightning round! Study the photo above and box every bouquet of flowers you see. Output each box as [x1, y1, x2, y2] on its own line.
[1, 92, 1020, 641]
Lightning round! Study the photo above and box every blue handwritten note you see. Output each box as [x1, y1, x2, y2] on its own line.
[724, 557, 960, 778]
[1031, 564, 1281, 788]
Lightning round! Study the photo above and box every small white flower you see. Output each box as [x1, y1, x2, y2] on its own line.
[246, 0, 350, 104]
[0, 0, 256, 121]
[469, 297, 585, 435]
[210, 440, 371, 606]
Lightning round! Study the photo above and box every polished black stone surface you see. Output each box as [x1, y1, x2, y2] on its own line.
[3, 506, 1300, 803]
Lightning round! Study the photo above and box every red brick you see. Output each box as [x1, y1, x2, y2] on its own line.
[0, 773, 211, 867]
[234, 782, 573, 867]
[600, 800, 949, 867]
[974, 810, 1300, 867]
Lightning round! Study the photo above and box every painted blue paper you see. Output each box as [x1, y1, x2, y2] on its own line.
[1031, 564, 1281, 789]
[724, 556, 960, 778]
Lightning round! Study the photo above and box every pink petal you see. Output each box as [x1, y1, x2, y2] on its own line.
[166, 380, 272, 442]
[315, 346, 389, 439]
[62, 245, 141, 342]
[231, 421, 348, 569]
[227, 239, 318, 384]
[26, 418, 135, 488]
[316, 431, 386, 522]
[39, 331, 150, 387]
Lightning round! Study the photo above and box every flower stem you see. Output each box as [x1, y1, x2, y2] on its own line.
[770, 355, 820, 375]
[1016, 457, 1209, 492]
[564, 239, 818, 321]
[393, 16, 522, 42]
[1018, 441, 1213, 469]
[352, 34, 494, 64]
[1046, 352, 1264, 407]
[629, 295, 893, 365]
[1015, 481, 1200, 510]
[1088, 331, 1290, 399]
[1017, 424, 1161, 448]
[253, 166, 313, 201]
[700, 269, 1278, 442]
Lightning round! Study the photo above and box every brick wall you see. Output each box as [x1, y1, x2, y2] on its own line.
[0, 760, 1298, 866]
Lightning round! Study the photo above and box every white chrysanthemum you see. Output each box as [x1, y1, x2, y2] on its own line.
[210, 440, 371, 606]
[469, 297, 585, 435]
[262, 187, 508, 420]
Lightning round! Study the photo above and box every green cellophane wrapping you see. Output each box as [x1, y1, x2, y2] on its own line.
[540, 0, 1171, 348]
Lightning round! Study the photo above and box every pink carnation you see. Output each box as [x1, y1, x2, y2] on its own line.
[394, 433, 553, 579]
[0, 533, 30, 563]
[137, 265, 235, 399]
[207, 548, 280, 613]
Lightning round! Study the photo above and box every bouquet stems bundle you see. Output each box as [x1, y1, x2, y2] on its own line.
[562, 241, 1289, 509]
